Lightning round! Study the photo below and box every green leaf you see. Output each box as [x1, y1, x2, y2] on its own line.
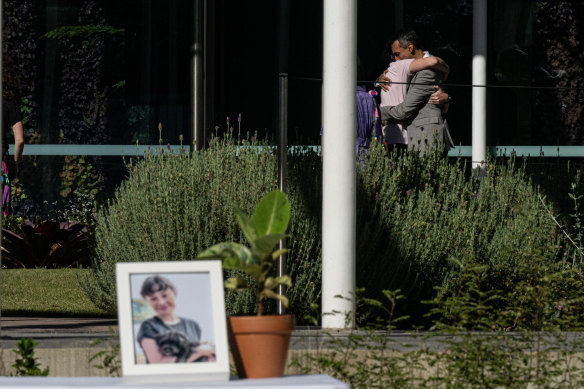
[253, 233, 288, 256]
[264, 277, 277, 290]
[252, 190, 290, 237]
[264, 275, 292, 290]
[224, 277, 248, 290]
[236, 264, 264, 281]
[361, 298, 384, 309]
[197, 242, 255, 267]
[261, 289, 289, 308]
[234, 206, 257, 244]
[276, 275, 292, 288]
[271, 248, 290, 260]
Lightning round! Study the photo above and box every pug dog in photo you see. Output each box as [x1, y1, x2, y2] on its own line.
[154, 331, 207, 363]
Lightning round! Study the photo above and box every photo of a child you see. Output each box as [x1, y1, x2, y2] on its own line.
[130, 273, 216, 364]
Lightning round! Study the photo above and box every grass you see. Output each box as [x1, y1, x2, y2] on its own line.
[1, 269, 112, 317]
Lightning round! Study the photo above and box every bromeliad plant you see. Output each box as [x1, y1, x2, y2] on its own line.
[1, 220, 90, 268]
[198, 190, 292, 315]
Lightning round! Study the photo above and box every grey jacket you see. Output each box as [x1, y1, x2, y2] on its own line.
[380, 68, 454, 155]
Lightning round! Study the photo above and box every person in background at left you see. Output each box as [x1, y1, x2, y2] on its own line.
[356, 84, 377, 154]
[356, 57, 383, 158]
[2, 56, 25, 215]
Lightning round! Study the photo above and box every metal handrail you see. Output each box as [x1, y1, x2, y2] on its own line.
[6, 144, 584, 158]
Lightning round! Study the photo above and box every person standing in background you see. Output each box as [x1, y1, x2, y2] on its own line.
[378, 30, 454, 155]
[2, 56, 25, 215]
[356, 57, 382, 155]
[379, 52, 450, 156]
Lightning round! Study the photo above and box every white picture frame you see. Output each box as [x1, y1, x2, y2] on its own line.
[116, 261, 229, 383]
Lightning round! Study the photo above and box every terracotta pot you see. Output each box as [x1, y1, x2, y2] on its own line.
[227, 314, 295, 378]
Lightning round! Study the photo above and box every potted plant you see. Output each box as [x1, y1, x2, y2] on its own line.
[197, 190, 295, 378]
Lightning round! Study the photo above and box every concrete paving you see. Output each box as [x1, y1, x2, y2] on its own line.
[0, 316, 117, 336]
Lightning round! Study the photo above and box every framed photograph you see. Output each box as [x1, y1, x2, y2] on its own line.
[116, 261, 229, 383]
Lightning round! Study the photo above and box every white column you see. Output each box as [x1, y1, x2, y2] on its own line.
[321, 0, 357, 329]
[472, 0, 487, 172]
[191, 0, 204, 150]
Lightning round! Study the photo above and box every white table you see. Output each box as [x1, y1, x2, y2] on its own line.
[0, 374, 349, 389]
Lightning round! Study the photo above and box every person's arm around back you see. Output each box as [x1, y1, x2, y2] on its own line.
[410, 57, 451, 108]
[380, 68, 437, 122]
[409, 56, 449, 79]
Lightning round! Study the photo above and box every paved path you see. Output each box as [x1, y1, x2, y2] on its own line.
[0, 316, 118, 336]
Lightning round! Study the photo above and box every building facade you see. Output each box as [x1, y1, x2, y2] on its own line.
[2, 0, 583, 209]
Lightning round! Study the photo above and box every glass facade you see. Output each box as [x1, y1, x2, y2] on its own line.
[2, 0, 583, 215]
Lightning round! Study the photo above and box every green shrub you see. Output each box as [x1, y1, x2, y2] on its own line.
[355, 142, 567, 323]
[11, 338, 50, 376]
[293, 231, 584, 388]
[80, 135, 322, 320]
[82, 134, 579, 326]
[292, 255, 584, 388]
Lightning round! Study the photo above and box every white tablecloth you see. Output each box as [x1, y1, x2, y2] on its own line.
[0, 374, 349, 389]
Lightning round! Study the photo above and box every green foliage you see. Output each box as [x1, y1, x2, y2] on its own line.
[43, 25, 124, 40]
[59, 155, 104, 199]
[11, 338, 50, 376]
[198, 190, 292, 315]
[566, 173, 584, 263]
[291, 144, 584, 387]
[9, 155, 105, 225]
[292, 253, 584, 388]
[81, 136, 582, 326]
[290, 290, 419, 389]
[421, 251, 583, 387]
[1, 220, 90, 268]
[424, 241, 584, 387]
[80, 134, 321, 320]
[19, 97, 38, 133]
[89, 328, 121, 377]
[355, 141, 567, 324]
